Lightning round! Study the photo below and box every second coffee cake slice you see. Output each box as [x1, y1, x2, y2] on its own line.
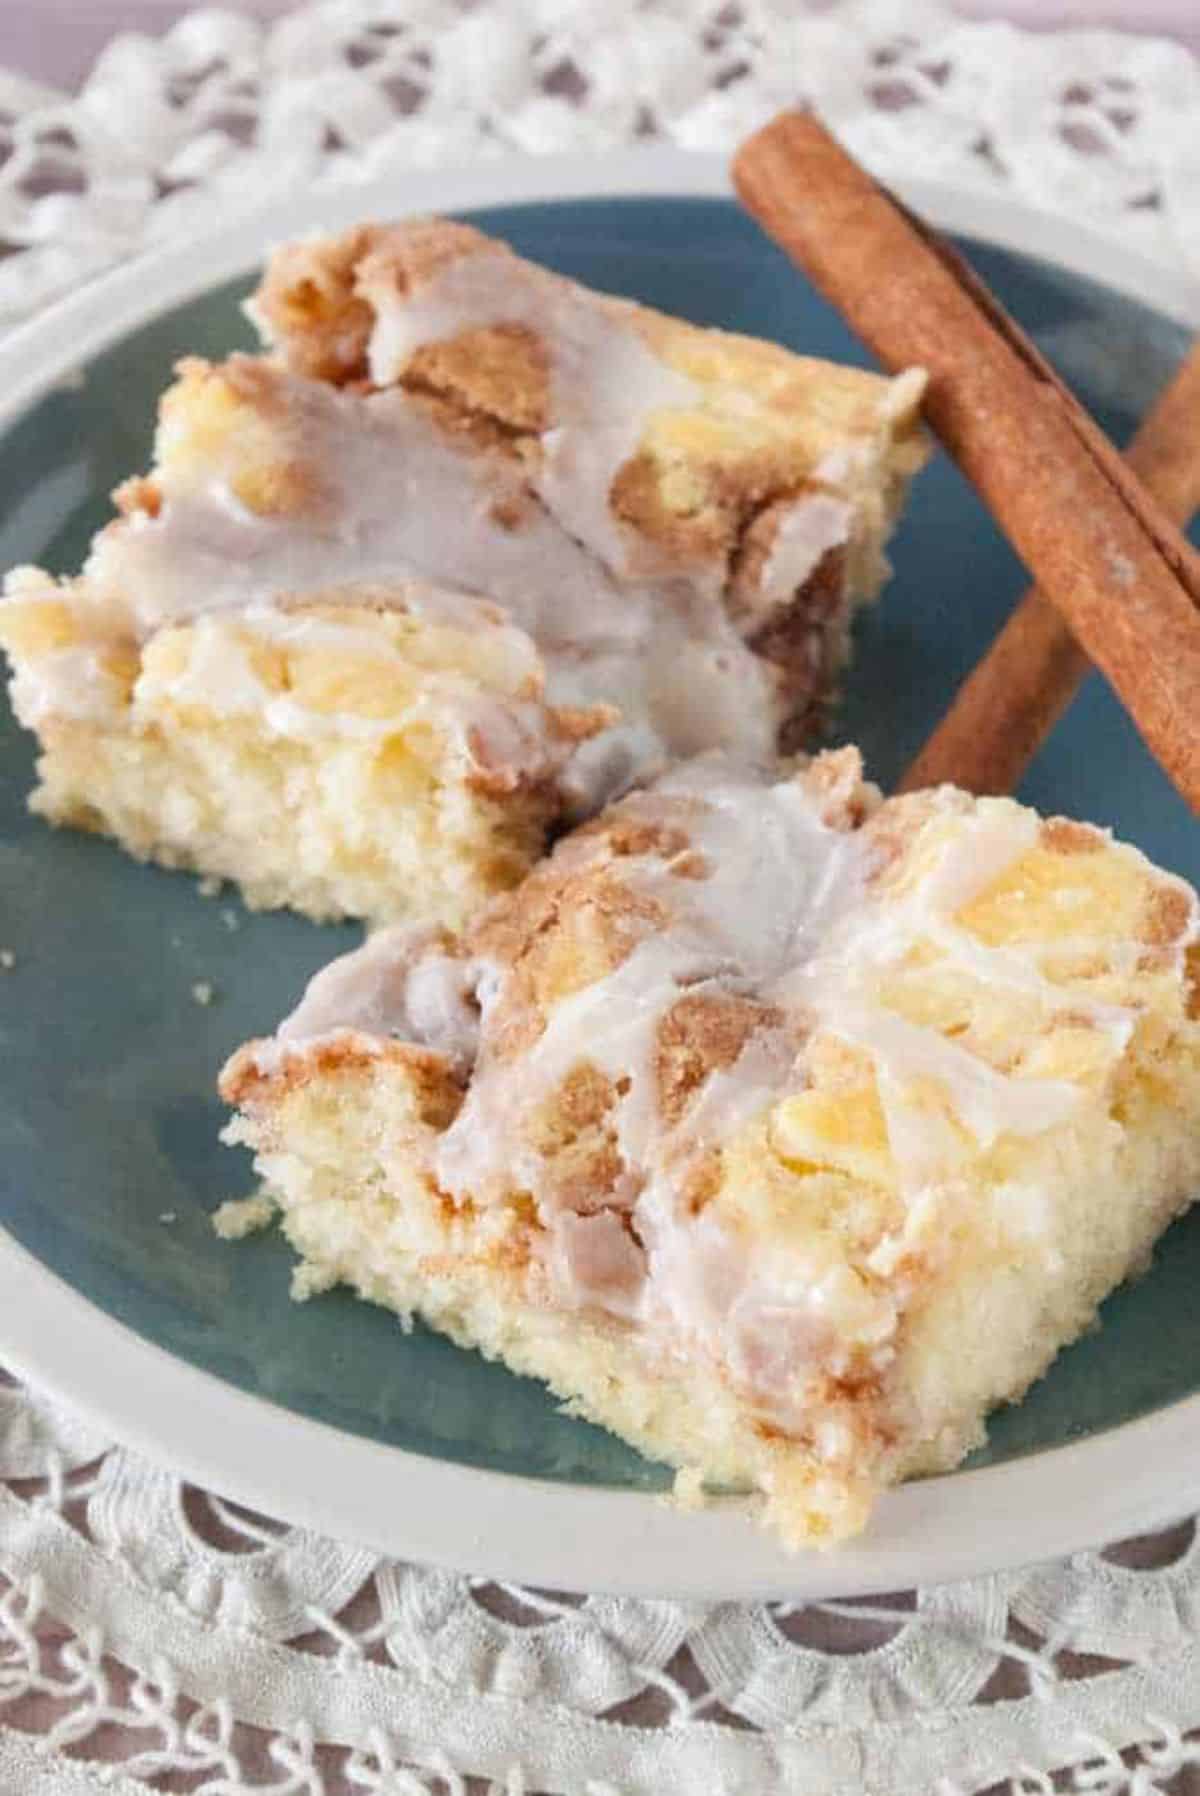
[1, 218, 925, 925]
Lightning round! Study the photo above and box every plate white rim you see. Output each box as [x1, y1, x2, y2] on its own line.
[1, 145, 1198, 1601]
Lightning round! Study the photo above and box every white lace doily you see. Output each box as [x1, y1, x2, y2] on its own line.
[2, 4, 1200, 1792]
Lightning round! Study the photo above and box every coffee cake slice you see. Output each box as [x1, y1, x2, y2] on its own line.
[1, 219, 925, 926]
[221, 752, 1200, 1545]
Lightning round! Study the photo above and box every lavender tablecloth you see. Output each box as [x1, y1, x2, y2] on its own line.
[5, 0, 1200, 90]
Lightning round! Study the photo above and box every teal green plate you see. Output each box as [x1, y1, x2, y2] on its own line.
[1, 182, 1198, 1517]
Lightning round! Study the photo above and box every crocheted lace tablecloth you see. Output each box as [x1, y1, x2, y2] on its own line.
[2, 4, 1200, 1792]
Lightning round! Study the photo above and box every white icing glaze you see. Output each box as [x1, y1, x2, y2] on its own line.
[89, 377, 629, 637]
[267, 921, 479, 1075]
[546, 1211, 646, 1317]
[134, 601, 564, 788]
[13, 358, 779, 811]
[6, 645, 129, 728]
[428, 762, 889, 1410]
[434, 757, 870, 1210]
[781, 805, 1139, 1184]
[834, 1001, 1082, 1145]
[360, 248, 702, 587]
[757, 494, 854, 608]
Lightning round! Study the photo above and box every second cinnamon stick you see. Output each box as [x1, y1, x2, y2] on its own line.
[902, 341, 1200, 795]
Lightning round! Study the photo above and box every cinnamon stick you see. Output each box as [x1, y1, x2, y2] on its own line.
[902, 342, 1200, 795]
[733, 111, 1200, 812]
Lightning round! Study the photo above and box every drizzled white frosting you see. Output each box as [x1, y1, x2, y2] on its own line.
[756, 494, 855, 609]
[435, 756, 869, 1204]
[784, 808, 1116, 1165]
[261, 758, 1169, 1426]
[134, 594, 566, 788]
[272, 922, 481, 1075]
[359, 245, 703, 588]
[88, 376, 632, 639]
[7, 644, 129, 727]
[14, 358, 783, 810]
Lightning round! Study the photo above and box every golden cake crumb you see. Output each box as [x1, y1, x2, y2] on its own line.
[212, 1190, 276, 1240]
